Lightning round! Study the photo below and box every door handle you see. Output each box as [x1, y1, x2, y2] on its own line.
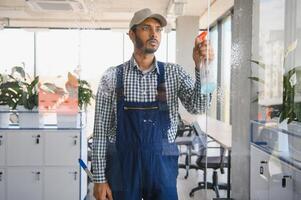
[32, 171, 41, 181]
[0, 135, 3, 146]
[259, 160, 268, 175]
[73, 136, 78, 145]
[69, 171, 78, 180]
[260, 160, 268, 164]
[282, 175, 292, 188]
[36, 134, 40, 144]
[0, 171, 3, 181]
[260, 166, 264, 175]
[32, 135, 40, 144]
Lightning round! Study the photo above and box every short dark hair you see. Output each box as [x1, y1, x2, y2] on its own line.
[131, 25, 138, 32]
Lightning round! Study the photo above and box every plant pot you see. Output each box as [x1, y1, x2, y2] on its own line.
[287, 121, 301, 162]
[0, 105, 10, 128]
[57, 113, 81, 128]
[17, 106, 44, 128]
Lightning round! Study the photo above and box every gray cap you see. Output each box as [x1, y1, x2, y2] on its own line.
[129, 8, 167, 30]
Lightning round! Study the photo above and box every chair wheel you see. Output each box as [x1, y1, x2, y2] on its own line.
[189, 192, 194, 197]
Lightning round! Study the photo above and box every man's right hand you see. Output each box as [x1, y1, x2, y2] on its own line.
[93, 182, 113, 200]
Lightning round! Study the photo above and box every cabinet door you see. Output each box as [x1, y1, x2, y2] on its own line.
[7, 131, 43, 166]
[45, 131, 80, 166]
[44, 167, 79, 200]
[268, 157, 293, 200]
[0, 133, 5, 166]
[0, 168, 5, 200]
[250, 145, 270, 200]
[7, 167, 43, 200]
[293, 166, 301, 200]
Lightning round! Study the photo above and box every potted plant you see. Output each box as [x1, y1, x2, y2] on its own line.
[6, 66, 42, 128]
[77, 79, 95, 127]
[0, 71, 23, 127]
[38, 81, 66, 125]
[57, 72, 95, 128]
[250, 40, 301, 124]
[17, 76, 43, 128]
[0, 73, 11, 127]
[78, 79, 95, 111]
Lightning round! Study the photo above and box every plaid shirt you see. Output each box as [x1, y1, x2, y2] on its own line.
[92, 56, 207, 183]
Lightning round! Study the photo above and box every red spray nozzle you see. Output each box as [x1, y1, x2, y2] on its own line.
[198, 31, 207, 42]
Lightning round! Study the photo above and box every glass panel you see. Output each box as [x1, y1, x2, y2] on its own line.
[36, 30, 80, 77]
[207, 26, 218, 119]
[220, 15, 232, 124]
[252, 0, 301, 199]
[36, 30, 80, 124]
[0, 29, 34, 76]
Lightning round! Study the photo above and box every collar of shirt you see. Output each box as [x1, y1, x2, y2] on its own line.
[130, 55, 160, 75]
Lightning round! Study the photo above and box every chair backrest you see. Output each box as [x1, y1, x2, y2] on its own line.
[192, 122, 228, 173]
[176, 114, 194, 137]
[191, 122, 208, 157]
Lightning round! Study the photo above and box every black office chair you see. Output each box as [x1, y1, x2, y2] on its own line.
[175, 114, 198, 179]
[189, 123, 229, 199]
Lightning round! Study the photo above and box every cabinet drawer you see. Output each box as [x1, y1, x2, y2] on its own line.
[7, 167, 43, 200]
[0, 168, 5, 200]
[268, 156, 294, 200]
[7, 131, 43, 166]
[45, 131, 80, 166]
[0, 133, 6, 166]
[250, 145, 270, 200]
[44, 167, 80, 200]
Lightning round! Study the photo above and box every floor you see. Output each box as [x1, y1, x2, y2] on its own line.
[177, 145, 228, 200]
[177, 167, 227, 200]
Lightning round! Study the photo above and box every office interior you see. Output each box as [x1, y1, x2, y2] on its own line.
[0, 0, 301, 199]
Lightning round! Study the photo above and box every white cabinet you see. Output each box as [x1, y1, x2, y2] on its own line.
[293, 167, 301, 199]
[0, 128, 87, 200]
[250, 145, 270, 200]
[7, 131, 43, 166]
[45, 131, 80, 166]
[251, 145, 298, 200]
[0, 168, 5, 200]
[44, 167, 80, 200]
[7, 167, 43, 200]
[268, 156, 293, 200]
[0, 133, 5, 166]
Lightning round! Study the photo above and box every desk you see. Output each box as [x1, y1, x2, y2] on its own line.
[183, 114, 232, 199]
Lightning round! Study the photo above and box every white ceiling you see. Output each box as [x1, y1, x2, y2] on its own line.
[0, 0, 233, 29]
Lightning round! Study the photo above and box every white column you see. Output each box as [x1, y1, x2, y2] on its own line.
[176, 16, 199, 77]
[176, 16, 200, 119]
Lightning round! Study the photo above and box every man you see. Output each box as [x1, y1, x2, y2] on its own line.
[92, 8, 213, 200]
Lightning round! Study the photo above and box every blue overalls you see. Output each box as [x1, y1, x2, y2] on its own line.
[106, 62, 179, 200]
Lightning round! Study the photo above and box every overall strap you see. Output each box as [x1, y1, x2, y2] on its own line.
[157, 61, 165, 86]
[116, 64, 124, 101]
[156, 61, 168, 111]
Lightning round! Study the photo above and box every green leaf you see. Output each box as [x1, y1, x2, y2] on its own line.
[248, 76, 264, 84]
[284, 40, 298, 58]
[30, 76, 39, 88]
[11, 66, 25, 78]
[251, 97, 258, 103]
[250, 59, 266, 69]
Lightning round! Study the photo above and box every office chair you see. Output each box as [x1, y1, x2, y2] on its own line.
[175, 114, 197, 179]
[189, 124, 229, 199]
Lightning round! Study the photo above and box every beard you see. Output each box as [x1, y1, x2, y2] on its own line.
[135, 34, 158, 54]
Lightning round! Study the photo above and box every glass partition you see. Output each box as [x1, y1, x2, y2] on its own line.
[0, 1, 233, 200]
[251, 0, 301, 199]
